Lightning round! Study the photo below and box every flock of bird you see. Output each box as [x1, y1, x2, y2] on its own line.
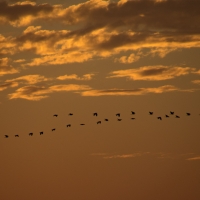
[3, 111, 196, 138]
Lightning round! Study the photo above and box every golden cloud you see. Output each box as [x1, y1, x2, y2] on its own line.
[57, 73, 94, 81]
[108, 65, 195, 81]
[80, 85, 178, 96]
[9, 84, 91, 101]
[0, 57, 19, 76]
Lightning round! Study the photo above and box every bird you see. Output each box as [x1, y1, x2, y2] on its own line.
[116, 113, 120, 117]
[104, 119, 109, 121]
[29, 133, 33, 136]
[175, 115, 180, 118]
[69, 113, 73, 116]
[4, 135, 9, 138]
[117, 118, 122, 121]
[170, 111, 174, 115]
[15, 135, 19, 137]
[157, 117, 162, 120]
[53, 114, 58, 117]
[131, 111, 135, 115]
[66, 124, 71, 127]
[93, 113, 98, 116]
[52, 128, 56, 131]
[149, 112, 153, 115]
[40, 132, 43, 135]
[186, 113, 191, 116]
[80, 124, 85, 125]
[165, 115, 169, 118]
[97, 121, 101, 124]
[131, 118, 135, 120]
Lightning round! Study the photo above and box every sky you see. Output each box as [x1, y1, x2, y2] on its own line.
[0, 0, 200, 199]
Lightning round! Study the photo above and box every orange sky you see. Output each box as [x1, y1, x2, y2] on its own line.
[1, 1, 200, 200]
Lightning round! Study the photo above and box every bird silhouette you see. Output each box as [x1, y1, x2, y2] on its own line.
[104, 119, 109, 121]
[66, 124, 71, 127]
[131, 111, 135, 115]
[40, 132, 43, 135]
[93, 113, 98, 116]
[116, 113, 120, 117]
[80, 124, 85, 125]
[186, 113, 191, 116]
[170, 111, 174, 115]
[117, 118, 122, 121]
[149, 112, 153, 115]
[165, 115, 169, 118]
[52, 128, 56, 131]
[53, 114, 58, 117]
[175, 115, 180, 118]
[97, 121, 101, 124]
[15, 135, 19, 137]
[4, 135, 9, 138]
[157, 117, 162, 120]
[29, 133, 33, 136]
[131, 118, 135, 120]
[69, 113, 73, 116]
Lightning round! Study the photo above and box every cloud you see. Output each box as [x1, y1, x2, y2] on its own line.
[0, 81, 18, 91]
[108, 65, 195, 81]
[9, 84, 91, 100]
[192, 80, 200, 85]
[80, 85, 178, 96]
[103, 153, 144, 159]
[57, 73, 94, 81]
[0, 57, 19, 76]
[6, 74, 50, 84]
[115, 53, 141, 63]
[187, 156, 200, 161]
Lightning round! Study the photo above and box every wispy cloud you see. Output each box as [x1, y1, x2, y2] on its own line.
[80, 85, 179, 96]
[0, 57, 19, 76]
[57, 73, 94, 81]
[192, 80, 200, 85]
[186, 156, 200, 161]
[108, 65, 195, 81]
[9, 84, 91, 101]
[0, 81, 18, 91]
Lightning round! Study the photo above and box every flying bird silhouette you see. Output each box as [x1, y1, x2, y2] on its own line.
[186, 113, 191, 116]
[66, 124, 71, 127]
[29, 133, 33, 136]
[4, 135, 9, 138]
[40, 132, 43, 135]
[52, 128, 56, 131]
[53, 114, 58, 117]
[131, 111, 135, 115]
[80, 124, 85, 126]
[69, 113, 73, 116]
[116, 113, 120, 117]
[149, 112, 153, 115]
[97, 121, 101, 124]
[117, 118, 122, 121]
[131, 118, 135, 120]
[175, 115, 180, 118]
[157, 117, 162, 120]
[93, 113, 98, 116]
[170, 111, 174, 115]
[165, 115, 169, 118]
[15, 135, 19, 137]
[104, 119, 109, 121]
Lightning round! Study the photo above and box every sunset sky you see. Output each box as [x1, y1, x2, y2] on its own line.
[1, 0, 200, 199]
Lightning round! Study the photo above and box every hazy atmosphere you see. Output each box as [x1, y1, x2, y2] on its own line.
[1, 0, 200, 200]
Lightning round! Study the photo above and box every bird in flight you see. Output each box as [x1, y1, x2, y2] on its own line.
[40, 132, 43, 135]
[104, 119, 109, 121]
[186, 113, 191, 116]
[157, 117, 162, 120]
[66, 124, 71, 127]
[131, 111, 135, 115]
[149, 112, 153, 115]
[53, 114, 58, 117]
[116, 113, 120, 117]
[175, 115, 180, 118]
[69, 113, 73, 116]
[117, 119, 122, 121]
[165, 115, 169, 118]
[4, 135, 9, 138]
[170, 111, 174, 115]
[97, 121, 101, 124]
[80, 124, 85, 126]
[131, 118, 135, 120]
[93, 113, 98, 116]
[15, 135, 19, 137]
[52, 128, 56, 131]
[29, 133, 33, 136]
